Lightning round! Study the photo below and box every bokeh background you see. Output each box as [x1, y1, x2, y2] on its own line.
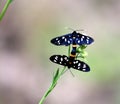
[0, 0, 120, 104]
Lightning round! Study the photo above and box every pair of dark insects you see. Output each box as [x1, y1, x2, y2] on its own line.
[50, 31, 94, 72]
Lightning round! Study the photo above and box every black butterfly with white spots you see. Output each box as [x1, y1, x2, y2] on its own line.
[51, 31, 94, 46]
[50, 55, 90, 72]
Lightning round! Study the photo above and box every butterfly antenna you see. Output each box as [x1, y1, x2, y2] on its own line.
[61, 68, 69, 75]
[69, 69, 75, 77]
[65, 27, 84, 32]
[65, 27, 75, 31]
[75, 29, 84, 32]
[61, 68, 75, 77]
[62, 69, 75, 77]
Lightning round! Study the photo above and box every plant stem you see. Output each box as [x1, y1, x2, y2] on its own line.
[0, 0, 13, 21]
[38, 83, 54, 104]
[39, 67, 66, 104]
[39, 46, 71, 104]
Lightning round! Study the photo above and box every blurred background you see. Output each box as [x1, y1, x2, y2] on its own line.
[0, 0, 120, 104]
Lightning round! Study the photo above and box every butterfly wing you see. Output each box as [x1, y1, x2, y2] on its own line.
[51, 33, 73, 46]
[71, 59, 90, 72]
[51, 32, 94, 46]
[75, 33, 94, 45]
[50, 55, 90, 72]
[50, 55, 69, 66]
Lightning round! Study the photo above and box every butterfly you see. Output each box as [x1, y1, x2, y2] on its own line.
[50, 55, 90, 72]
[51, 31, 94, 46]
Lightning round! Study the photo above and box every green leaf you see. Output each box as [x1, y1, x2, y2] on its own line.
[52, 68, 59, 83]
[9, 0, 13, 3]
[77, 51, 88, 58]
[76, 45, 87, 53]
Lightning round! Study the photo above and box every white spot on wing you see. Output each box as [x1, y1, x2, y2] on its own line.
[87, 39, 89, 44]
[57, 40, 60, 44]
[66, 59, 69, 61]
[76, 61, 78, 63]
[60, 58, 63, 61]
[62, 36, 65, 39]
[78, 63, 81, 66]
[82, 69, 86, 71]
[83, 64, 86, 68]
[55, 56, 58, 60]
[59, 61, 62, 64]
[68, 40, 70, 44]
[78, 67, 80, 69]
[87, 37, 89, 39]
[56, 38, 58, 40]
[54, 59, 57, 62]
[78, 40, 80, 43]
[64, 57, 67, 60]
[65, 38, 67, 42]
[81, 38, 83, 41]
[82, 36, 84, 38]
[69, 35, 71, 37]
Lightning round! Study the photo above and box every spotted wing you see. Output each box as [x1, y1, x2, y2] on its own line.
[75, 33, 94, 45]
[49, 55, 69, 66]
[51, 33, 73, 46]
[71, 59, 90, 72]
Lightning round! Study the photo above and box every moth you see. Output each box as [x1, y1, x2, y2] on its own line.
[50, 55, 90, 72]
[51, 31, 94, 46]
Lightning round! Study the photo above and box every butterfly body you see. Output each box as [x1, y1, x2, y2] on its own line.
[51, 31, 94, 46]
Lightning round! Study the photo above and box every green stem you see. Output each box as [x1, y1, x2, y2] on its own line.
[38, 83, 54, 104]
[39, 46, 71, 104]
[39, 67, 66, 104]
[68, 45, 71, 57]
[0, 0, 13, 21]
